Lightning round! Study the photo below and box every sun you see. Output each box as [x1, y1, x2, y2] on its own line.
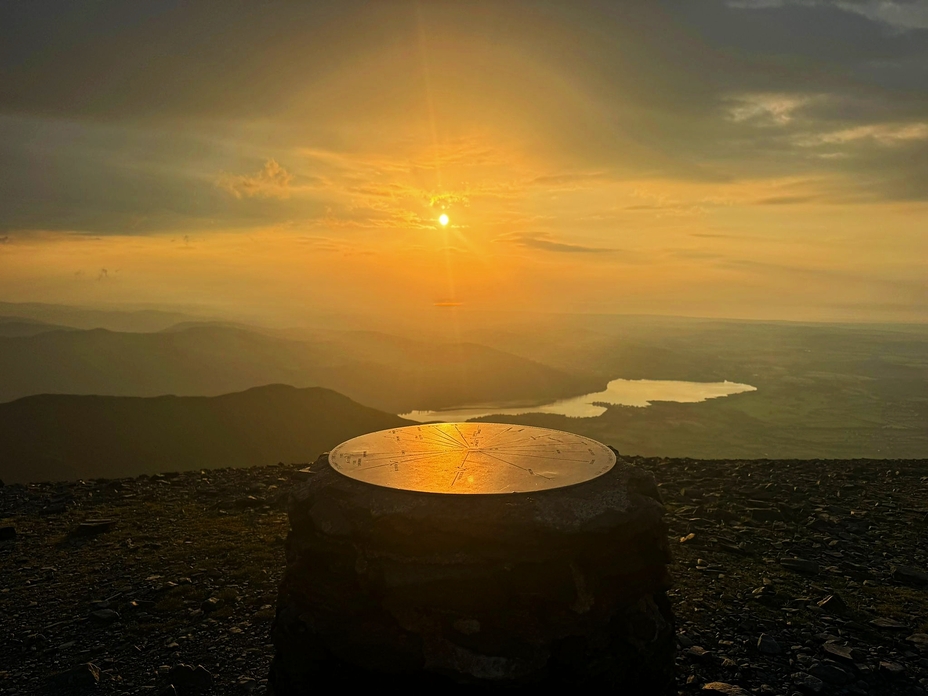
[439, 213, 449, 226]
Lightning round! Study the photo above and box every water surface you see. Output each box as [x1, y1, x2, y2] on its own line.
[401, 378, 756, 422]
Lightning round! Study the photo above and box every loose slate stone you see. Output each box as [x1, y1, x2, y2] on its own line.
[703, 683, 749, 695]
[879, 660, 905, 677]
[757, 633, 782, 655]
[90, 608, 120, 624]
[792, 671, 825, 694]
[201, 597, 222, 612]
[748, 507, 782, 523]
[686, 645, 714, 663]
[779, 558, 820, 575]
[891, 565, 928, 586]
[169, 664, 214, 694]
[822, 642, 860, 663]
[47, 662, 100, 689]
[71, 519, 116, 537]
[816, 593, 848, 614]
[808, 662, 851, 685]
[870, 616, 909, 630]
[231, 495, 264, 509]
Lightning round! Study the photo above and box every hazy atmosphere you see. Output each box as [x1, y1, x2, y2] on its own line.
[1, 0, 926, 324]
[2, 4, 927, 695]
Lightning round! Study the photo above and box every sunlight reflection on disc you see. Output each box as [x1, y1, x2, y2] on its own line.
[329, 423, 616, 494]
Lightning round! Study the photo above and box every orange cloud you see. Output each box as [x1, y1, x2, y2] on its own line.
[218, 159, 293, 199]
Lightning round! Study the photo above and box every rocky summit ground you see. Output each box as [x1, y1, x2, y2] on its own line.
[1, 456, 927, 695]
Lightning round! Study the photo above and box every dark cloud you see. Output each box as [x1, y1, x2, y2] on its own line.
[0, 1, 366, 120]
[0, 0, 926, 235]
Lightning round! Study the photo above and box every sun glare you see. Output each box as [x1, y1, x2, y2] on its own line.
[439, 213, 449, 226]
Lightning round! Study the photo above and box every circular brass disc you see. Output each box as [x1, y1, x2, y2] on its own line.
[329, 423, 615, 494]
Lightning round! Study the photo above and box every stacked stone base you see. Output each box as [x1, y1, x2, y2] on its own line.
[269, 453, 674, 693]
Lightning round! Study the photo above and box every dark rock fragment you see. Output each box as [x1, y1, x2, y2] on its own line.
[870, 617, 908, 630]
[90, 608, 120, 624]
[808, 662, 851, 685]
[891, 565, 928, 586]
[779, 558, 819, 575]
[169, 664, 214, 694]
[702, 683, 749, 695]
[0, 525, 15, 541]
[71, 519, 116, 537]
[757, 633, 782, 655]
[906, 633, 928, 653]
[792, 671, 824, 694]
[231, 496, 264, 509]
[201, 597, 222, 612]
[879, 660, 905, 678]
[822, 641, 861, 663]
[687, 645, 714, 662]
[47, 662, 101, 690]
[748, 508, 782, 523]
[816, 593, 848, 614]
[236, 676, 257, 693]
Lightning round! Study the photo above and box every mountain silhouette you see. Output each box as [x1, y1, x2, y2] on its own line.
[0, 385, 411, 483]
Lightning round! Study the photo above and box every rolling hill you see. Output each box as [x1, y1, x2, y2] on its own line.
[0, 385, 411, 483]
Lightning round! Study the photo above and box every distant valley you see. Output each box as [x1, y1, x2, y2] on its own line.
[0, 303, 926, 481]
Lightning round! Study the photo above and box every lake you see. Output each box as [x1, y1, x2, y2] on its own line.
[400, 378, 757, 422]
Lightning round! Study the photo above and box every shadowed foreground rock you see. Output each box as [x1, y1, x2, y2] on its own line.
[268, 452, 675, 692]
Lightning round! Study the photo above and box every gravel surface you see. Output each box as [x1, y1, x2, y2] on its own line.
[1, 456, 926, 695]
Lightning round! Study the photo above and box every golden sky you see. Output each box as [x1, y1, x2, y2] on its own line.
[0, 1, 926, 323]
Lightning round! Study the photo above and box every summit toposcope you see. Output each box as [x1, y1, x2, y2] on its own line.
[270, 423, 674, 693]
[328, 422, 616, 494]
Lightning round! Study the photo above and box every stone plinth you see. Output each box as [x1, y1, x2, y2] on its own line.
[269, 451, 674, 693]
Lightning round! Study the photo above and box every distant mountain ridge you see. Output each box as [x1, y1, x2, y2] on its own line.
[0, 302, 206, 333]
[0, 316, 77, 337]
[0, 385, 411, 483]
[0, 323, 599, 413]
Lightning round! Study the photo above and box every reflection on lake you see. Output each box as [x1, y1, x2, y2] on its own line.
[401, 378, 757, 422]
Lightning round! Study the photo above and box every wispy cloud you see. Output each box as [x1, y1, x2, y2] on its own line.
[797, 122, 928, 146]
[835, 0, 928, 30]
[727, 93, 812, 126]
[497, 232, 613, 254]
[529, 172, 608, 189]
[728, 0, 928, 29]
[218, 159, 294, 199]
[754, 194, 818, 205]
